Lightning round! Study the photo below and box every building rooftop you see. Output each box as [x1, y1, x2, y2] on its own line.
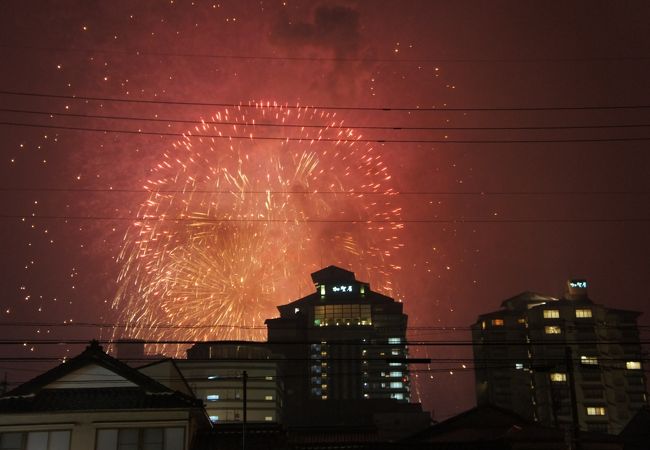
[311, 265, 359, 285]
[0, 387, 199, 412]
[0, 340, 202, 413]
[500, 291, 558, 310]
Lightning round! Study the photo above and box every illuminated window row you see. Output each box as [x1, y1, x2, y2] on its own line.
[550, 372, 567, 382]
[486, 308, 594, 328]
[211, 415, 272, 422]
[586, 406, 606, 416]
[313, 304, 372, 326]
[314, 304, 371, 319]
[209, 394, 273, 402]
[543, 309, 560, 319]
[575, 308, 592, 318]
[581, 356, 598, 365]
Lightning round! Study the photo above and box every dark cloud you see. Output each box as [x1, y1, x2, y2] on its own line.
[271, 4, 361, 58]
[269, 4, 371, 99]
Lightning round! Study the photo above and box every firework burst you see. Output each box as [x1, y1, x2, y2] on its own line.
[112, 103, 403, 356]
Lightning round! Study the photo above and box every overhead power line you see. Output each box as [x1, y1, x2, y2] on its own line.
[1, 214, 648, 224]
[0, 339, 648, 347]
[2, 121, 649, 144]
[0, 187, 648, 196]
[3, 44, 650, 64]
[3, 108, 650, 131]
[6, 363, 648, 388]
[3, 90, 650, 112]
[1, 321, 649, 331]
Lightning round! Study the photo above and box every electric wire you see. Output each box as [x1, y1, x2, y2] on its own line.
[3, 90, 650, 112]
[3, 121, 650, 144]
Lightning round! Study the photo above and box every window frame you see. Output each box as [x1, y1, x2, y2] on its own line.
[586, 406, 606, 416]
[0, 430, 71, 450]
[543, 309, 560, 319]
[550, 372, 567, 382]
[580, 355, 599, 366]
[95, 427, 185, 450]
[544, 325, 562, 335]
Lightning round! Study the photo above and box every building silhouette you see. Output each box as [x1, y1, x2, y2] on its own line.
[266, 266, 428, 434]
[472, 279, 647, 434]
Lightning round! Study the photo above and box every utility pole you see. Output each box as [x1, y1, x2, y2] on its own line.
[242, 370, 248, 450]
[565, 347, 581, 450]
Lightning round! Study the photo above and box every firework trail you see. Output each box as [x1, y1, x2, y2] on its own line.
[112, 103, 403, 356]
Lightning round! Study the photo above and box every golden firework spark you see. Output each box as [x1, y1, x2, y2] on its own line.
[112, 104, 403, 356]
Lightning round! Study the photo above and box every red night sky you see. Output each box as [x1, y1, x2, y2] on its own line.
[1, 1, 649, 420]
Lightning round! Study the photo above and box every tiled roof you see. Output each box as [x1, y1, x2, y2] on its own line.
[0, 340, 203, 413]
[5, 340, 173, 397]
[0, 387, 200, 412]
[405, 405, 621, 446]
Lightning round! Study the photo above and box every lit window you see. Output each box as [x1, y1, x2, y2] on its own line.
[545, 325, 562, 334]
[481, 321, 486, 330]
[388, 337, 402, 344]
[264, 416, 273, 422]
[586, 407, 606, 416]
[517, 318, 526, 324]
[389, 371, 403, 377]
[581, 356, 598, 365]
[265, 376, 274, 380]
[206, 394, 220, 401]
[264, 395, 273, 400]
[209, 416, 219, 422]
[550, 373, 567, 382]
[543, 310, 560, 319]
[515, 363, 524, 370]
[391, 349, 400, 355]
[321, 395, 328, 400]
[491, 319, 504, 326]
[391, 393, 404, 400]
[390, 382, 403, 389]
[575, 308, 592, 318]
[320, 285, 326, 296]
[208, 375, 219, 380]
[314, 304, 372, 327]
[626, 361, 641, 370]
[389, 362, 402, 367]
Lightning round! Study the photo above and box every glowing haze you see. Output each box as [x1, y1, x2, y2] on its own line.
[112, 104, 402, 355]
[1, 1, 649, 420]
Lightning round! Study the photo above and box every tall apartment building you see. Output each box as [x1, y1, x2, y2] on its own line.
[266, 266, 423, 428]
[472, 279, 647, 434]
